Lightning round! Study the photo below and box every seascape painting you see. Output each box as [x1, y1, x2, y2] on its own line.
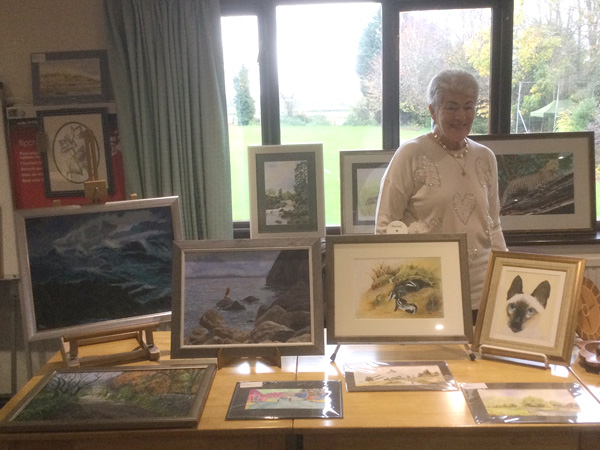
[182, 248, 313, 347]
[354, 257, 443, 319]
[24, 206, 176, 333]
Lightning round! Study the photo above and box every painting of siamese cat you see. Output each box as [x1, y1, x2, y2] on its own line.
[506, 275, 551, 333]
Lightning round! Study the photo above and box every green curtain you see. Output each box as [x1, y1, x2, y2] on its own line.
[103, 0, 232, 239]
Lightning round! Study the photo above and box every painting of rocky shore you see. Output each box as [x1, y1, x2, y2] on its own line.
[171, 239, 324, 357]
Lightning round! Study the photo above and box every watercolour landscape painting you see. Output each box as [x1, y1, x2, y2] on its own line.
[226, 380, 343, 420]
[344, 361, 457, 392]
[0, 365, 216, 432]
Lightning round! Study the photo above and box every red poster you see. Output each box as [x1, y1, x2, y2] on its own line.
[8, 115, 126, 210]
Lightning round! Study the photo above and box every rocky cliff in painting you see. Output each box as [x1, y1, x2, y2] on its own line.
[185, 249, 313, 346]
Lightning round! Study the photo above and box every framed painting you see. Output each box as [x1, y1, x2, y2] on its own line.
[325, 234, 473, 344]
[339, 149, 394, 234]
[473, 251, 585, 365]
[170, 237, 324, 358]
[471, 132, 595, 234]
[344, 361, 457, 392]
[31, 50, 110, 105]
[15, 196, 183, 342]
[462, 382, 600, 424]
[248, 144, 325, 238]
[0, 364, 216, 432]
[38, 108, 114, 197]
[226, 380, 342, 420]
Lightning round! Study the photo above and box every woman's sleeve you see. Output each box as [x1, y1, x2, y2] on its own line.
[375, 148, 414, 234]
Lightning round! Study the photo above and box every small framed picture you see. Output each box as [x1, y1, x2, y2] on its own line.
[472, 132, 595, 234]
[0, 364, 216, 432]
[170, 237, 324, 358]
[462, 383, 600, 424]
[248, 144, 325, 238]
[226, 380, 343, 420]
[325, 234, 473, 344]
[31, 50, 111, 105]
[344, 361, 457, 392]
[339, 150, 394, 234]
[38, 108, 114, 197]
[473, 251, 586, 365]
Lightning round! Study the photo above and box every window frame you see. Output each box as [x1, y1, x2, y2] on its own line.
[221, 0, 516, 237]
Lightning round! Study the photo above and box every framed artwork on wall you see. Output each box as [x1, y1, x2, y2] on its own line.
[339, 149, 394, 234]
[31, 50, 111, 105]
[473, 250, 585, 365]
[37, 108, 114, 198]
[325, 234, 473, 345]
[471, 132, 595, 234]
[248, 144, 325, 238]
[170, 237, 324, 358]
[15, 196, 183, 342]
[0, 364, 216, 432]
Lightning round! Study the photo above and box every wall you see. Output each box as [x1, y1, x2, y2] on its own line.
[0, 0, 107, 105]
[0, 0, 109, 391]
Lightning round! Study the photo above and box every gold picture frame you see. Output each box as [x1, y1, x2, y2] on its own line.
[473, 250, 586, 365]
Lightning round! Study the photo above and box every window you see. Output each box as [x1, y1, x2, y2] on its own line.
[511, 0, 600, 217]
[221, 0, 513, 228]
[221, 15, 261, 221]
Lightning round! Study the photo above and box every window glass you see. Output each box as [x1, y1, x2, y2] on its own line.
[221, 16, 261, 221]
[276, 3, 382, 226]
[399, 9, 492, 138]
[511, 0, 600, 217]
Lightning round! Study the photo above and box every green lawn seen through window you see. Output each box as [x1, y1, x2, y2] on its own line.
[228, 125, 429, 225]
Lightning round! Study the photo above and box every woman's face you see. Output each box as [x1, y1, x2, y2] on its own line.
[429, 91, 476, 148]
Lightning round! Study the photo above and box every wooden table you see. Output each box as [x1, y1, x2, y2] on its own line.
[1, 332, 599, 450]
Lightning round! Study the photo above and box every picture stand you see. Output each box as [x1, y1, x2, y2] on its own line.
[478, 344, 550, 369]
[60, 322, 161, 368]
[217, 347, 281, 369]
[330, 343, 476, 363]
[83, 126, 108, 204]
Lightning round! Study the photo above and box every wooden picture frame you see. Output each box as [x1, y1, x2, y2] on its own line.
[226, 380, 343, 420]
[344, 360, 457, 392]
[0, 364, 216, 432]
[462, 382, 600, 424]
[473, 250, 586, 365]
[248, 144, 325, 238]
[37, 108, 114, 197]
[325, 234, 473, 344]
[170, 238, 324, 358]
[31, 50, 110, 105]
[471, 132, 596, 234]
[15, 196, 183, 342]
[339, 150, 394, 234]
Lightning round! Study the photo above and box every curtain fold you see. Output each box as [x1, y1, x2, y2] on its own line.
[103, 0, 232, 239]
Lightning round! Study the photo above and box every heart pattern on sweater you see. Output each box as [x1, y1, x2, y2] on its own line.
[414, 155, 441, 187]
[453, 193, 476, 224]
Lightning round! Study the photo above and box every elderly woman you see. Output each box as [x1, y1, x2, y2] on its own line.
[375, 69, 507, 317]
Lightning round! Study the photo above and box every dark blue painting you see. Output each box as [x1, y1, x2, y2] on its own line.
[22, 202, 178, 336]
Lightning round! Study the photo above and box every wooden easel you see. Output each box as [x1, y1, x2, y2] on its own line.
[60, 322, 161, 368]
[216, 347, 282, 369]
[82, 127, 108, 203]
[478, 344, 550, 369]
